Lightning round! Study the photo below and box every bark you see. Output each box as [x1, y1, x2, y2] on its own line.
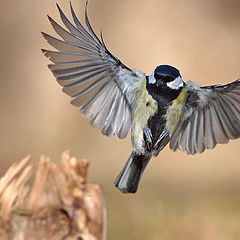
[0, 151, 106, 240]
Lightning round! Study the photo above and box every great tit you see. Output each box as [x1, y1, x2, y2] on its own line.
[42, 3, 240, 193]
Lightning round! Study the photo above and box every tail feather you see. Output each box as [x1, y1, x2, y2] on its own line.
[114, 152, 151, 193]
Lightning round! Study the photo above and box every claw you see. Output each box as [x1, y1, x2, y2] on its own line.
[143, 127, 153, 150]
[154, 129, 170, 148]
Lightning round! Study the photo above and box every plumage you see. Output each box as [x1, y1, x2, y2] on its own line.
[113, 152, 151, 193]
[42, 3, 141, 142]
[42, 3, 240, 193]
[170, 80, 240, 154]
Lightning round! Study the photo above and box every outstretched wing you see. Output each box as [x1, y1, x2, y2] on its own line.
[42, 3, 143, 139]
[170, 79, 240, 154]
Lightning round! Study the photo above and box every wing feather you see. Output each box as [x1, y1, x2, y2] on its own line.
[91, 86, 119, 130]
[80, 81, 114, 118]
[178, 120, 189, 152]
[59, 67, 109, 83]
[42, 32, 99, 54]
[204, 106, 216, 149]
[42, 49, 100, 62]
[48, 60, 106, 71]
[42, 3, 142, 138]
[196, 109, 205, 154]
[101, 92, 122, 137]
[117, 100, 131, 139]
[211, 101, 229, 143]
[56, 3, 99, 47]
[185, 116, 194, 154]
[47, 15, 97, 50]
[170, 79, 240, 154]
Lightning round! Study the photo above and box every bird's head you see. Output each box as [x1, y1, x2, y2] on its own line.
[146, 65, 185, 102]
[148, 65, 184, 90]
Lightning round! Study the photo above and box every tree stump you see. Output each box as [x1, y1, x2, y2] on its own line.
[0, 151, 106, 240]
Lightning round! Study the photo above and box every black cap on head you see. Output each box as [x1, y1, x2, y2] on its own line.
[154, 65, 180, 81]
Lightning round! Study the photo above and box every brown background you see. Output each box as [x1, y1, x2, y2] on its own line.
[1, 0, 240, 239]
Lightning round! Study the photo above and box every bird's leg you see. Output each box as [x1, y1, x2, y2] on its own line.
[153, 129, 170, 148]
[151, 129, 170, 156]
[143, 127, 153, 151]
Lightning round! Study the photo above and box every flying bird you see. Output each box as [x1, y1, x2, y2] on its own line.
[42, 3, 240, 193]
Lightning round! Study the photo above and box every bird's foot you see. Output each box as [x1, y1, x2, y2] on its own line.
[143, 127, 153, 151]
[154, 129, 170, 149]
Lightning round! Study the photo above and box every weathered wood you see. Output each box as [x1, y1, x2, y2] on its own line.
[0, 151, 106, 240]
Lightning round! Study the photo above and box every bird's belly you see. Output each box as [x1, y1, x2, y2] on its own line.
[130, 81, 158, 154]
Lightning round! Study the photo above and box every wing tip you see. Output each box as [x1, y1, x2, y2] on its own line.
[47, 14, 54, 23]
[41, 49, 52, 61]
[47, 64, 54, 70]
[56, 3, 64, 17]
[56, 3, 61, 11]
[69, 1, 73, 10]
[41, 31, 48, 40]
[41, 48, 47, 55]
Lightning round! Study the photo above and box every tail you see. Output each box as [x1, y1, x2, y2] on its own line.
[114, 152, 151, 194]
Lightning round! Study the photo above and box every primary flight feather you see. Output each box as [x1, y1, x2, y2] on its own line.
[42, 3, 240, 193]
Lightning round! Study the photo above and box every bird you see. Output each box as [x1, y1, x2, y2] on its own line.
[42, 2, 240, 193]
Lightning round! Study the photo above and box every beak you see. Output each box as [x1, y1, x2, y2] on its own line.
[156, 79, 163, 86]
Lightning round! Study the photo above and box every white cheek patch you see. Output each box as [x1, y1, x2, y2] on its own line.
[148, 72, 156, 84]
[167, 76, 184, 90]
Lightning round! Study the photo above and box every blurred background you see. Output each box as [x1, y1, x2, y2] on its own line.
[1, 0, 240, 239]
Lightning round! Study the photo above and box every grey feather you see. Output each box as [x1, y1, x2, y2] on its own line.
[116, 101, 131, 139]
[102, 93, 124, 137]
[58, 67, 109, 82]
[56, 3, 98, 46]
[70, 2, 98, 45]
[42, 32, 99, 54]
[170, 79, 240, 154]
[47, 15, 97, 50]
[79, 81, 114, 118]
[62, 70, 108, 96]
[42, 3, 143, 139]
[204, 106, 216, 149]
[91, 87, 119, 131]
[42, 49, 100, 63]
[211, 102, 229, 143]
[48, 59, 105, 71]
[52, 63, 106, 77]
[114, 152, 151, 193]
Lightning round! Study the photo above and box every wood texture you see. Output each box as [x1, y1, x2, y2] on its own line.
[0, 151, 106, 240]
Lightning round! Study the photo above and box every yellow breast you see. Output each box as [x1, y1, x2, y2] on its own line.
[165, 85, 188, 136]
[130, 77, 158, 153]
